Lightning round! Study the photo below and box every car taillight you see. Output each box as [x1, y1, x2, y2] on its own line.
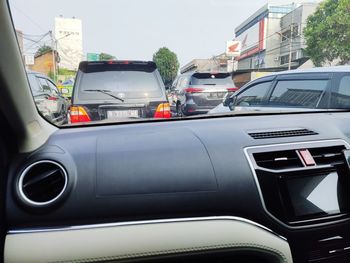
[70, 106, 91, 123]
[227, 87, 238, 92]
[154, 103, 171, 119]
[47, 96, 58, 101]
[184, 87, 204, 93]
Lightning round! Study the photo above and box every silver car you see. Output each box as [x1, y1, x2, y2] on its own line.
[27, 71, 70, 125]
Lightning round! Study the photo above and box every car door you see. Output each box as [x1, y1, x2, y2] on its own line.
[36, 77, 57, 113]
[266, 73, 332, 111]
[176, 76, 189, 106]
[169, 77, 179, 111]
[47, 79, 64, 113]
[330, 73, 350, 109]
[232, 81, 274, 112]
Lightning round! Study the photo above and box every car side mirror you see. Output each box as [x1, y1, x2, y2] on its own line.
[223, 94, 237, 110]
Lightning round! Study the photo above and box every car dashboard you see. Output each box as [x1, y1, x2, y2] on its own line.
[5, 112, 350, 263]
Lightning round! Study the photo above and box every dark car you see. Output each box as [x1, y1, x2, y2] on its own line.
[169, 72, 237, 116]
[27, 71, 70, 125]
[210, 66, 350, 114]
[70, 61, 170, 123]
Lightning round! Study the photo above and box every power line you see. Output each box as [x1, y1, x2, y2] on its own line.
[23, 32, 51, 53]
[11, 4, 47, 33]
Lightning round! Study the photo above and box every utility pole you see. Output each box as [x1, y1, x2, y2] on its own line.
[49, 31, 57, 81]
[288, 4, 295, 70]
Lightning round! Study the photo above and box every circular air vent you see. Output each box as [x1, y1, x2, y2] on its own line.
[18, 160, 68, 206]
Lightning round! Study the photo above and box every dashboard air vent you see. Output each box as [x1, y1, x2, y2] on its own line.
[18, 160, 68, 206]
[309, 146, 346, 166]
[253, 150, 304, 170]
[249, 129, 318, 140]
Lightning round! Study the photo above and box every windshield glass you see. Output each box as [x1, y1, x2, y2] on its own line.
[78, 71, 163, 100]
[9, 0, 349, 126]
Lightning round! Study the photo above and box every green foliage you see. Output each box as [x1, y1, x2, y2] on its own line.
[58, 68, 76, 76]
[304, 0, 350, 66]
[99, 53, 116, 61]
[35, 45, 52, 57]
[47, 70, 54, 80]
[153, 47, 180, 87]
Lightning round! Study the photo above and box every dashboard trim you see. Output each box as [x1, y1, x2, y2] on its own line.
[8, 216, 286, 241]
[244, 139, 350, 229]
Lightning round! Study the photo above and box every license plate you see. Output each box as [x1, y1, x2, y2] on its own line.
[107, 110, 139, 119]
[208, 93, 224, 99]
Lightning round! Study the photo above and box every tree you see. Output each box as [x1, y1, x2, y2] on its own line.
[99, 53, 116, 61]
[35, 45, 52, 57]
[153, 47, 180, 87]
[304, 0, 350, 66]
[58, 68, 76, 76]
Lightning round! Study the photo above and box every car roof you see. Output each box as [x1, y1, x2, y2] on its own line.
[273, 65, 350, 75]
[247, 65, 350, 84]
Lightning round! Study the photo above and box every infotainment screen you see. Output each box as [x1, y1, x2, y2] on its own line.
[284, 172, 346, 220]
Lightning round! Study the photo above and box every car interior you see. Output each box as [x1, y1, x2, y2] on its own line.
[2, 0, 350, 263]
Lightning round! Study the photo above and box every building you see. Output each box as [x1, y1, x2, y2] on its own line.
[279, 3, 319, 68]
[54, 17, 83, 71]
[235, 3, 295, 71]
[232, 2, 320, 87]
[181, 54, 233, 74]
[28, 50, 55, 76]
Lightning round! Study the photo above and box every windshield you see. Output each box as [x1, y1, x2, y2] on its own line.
[9, 0, 350, 126]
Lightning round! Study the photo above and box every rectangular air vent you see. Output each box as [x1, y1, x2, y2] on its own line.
[253, 150, 304, 170]
[309, 145, 346, 166]
[249, 129, 318, 140]
[253, 145, 347, 170]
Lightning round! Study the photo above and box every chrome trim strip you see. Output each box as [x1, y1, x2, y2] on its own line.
[8, 216, 287, 241]
[244, 139, 350, 229]
[18, 160, 68, 207]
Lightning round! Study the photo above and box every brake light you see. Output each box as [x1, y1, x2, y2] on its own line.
[47, 96, 58, 101]
[184, 87, 204, 93]
[227, 87, 238, 92]
[70, 106, 91, 123]
[154, 103, 171, 119]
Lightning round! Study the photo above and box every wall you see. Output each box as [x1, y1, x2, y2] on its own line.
[28, 52, 54, 76]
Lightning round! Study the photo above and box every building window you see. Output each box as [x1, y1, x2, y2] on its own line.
[280, 52, 297, 65]
[281, 24, 299, 42]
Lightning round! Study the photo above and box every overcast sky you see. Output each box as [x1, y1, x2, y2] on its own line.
[10, 0, 321, 66]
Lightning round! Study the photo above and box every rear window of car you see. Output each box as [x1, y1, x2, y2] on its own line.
[269, 79, 329, 108]
[27, 74, 43, 94]
[190, 73, 234, 86]
[77, 70, 163, 100]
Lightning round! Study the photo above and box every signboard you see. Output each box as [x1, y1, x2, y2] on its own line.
[87, 53, 100, 61]
[235, 18, 267, 60]
[226, 41, 241, 57]
[25, 55, 35, 65]
[55, 17, 83, 71]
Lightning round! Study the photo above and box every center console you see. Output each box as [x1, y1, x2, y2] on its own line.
[245, 140, 350, 262]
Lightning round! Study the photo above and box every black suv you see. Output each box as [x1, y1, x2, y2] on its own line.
[70, 61, 170, 123]
[169, 72, 236, 116]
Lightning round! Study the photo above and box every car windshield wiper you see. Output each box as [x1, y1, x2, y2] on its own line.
[84, 89, 125, 102]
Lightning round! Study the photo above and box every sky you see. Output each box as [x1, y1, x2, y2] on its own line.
[9, 0, 321, 67]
